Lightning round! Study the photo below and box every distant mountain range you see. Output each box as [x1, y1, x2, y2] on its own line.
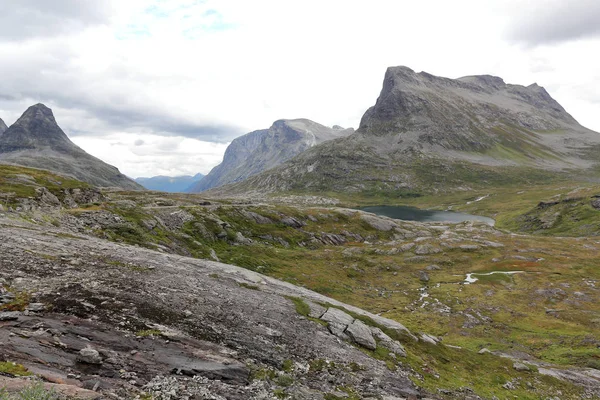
[0, 117, 7, 134]
[207, 66, 600, 197]
[189, 119, 353, 192]
[135, 173, 205, 193]
[0, 104, 142, 189]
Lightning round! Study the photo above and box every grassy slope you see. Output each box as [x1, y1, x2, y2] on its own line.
[0, 164, 89, 205]
[51, 193, 598, 399]
[2, 165, 599, 398]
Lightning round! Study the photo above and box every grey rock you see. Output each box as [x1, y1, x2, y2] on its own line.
[35, 187, 60, 206]
[513, 362, 530, 371]
[370, 327, 407, 357]
[345, 319, 377, 350]
[478, 348, 491, 354]
[419, 271, 430, 282]
[234, 232, 252, 244]
[242, 211, 273, 224]
[306, 300, 327, 319]
[280, 217, 305, 228]
[592, 198, 600, 210]
[415, 244, 442, 255]
[425, 264, 441, 271]
[26, 303, 45, 312]
[321, 307, 355, 326]
[0, 311, 21, 321]
[360, 214, 397, 231]
[327, 321, 350, 340]
[77, 347, 103, 364]
[209, 248, 220, 262]
[420, 333, 441, 345]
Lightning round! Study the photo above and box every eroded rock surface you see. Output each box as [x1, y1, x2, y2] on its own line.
[0, 215, 423, 399]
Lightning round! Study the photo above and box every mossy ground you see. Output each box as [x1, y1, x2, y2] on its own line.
[57, 191, 599, 398]
[0, 165, 89, 206]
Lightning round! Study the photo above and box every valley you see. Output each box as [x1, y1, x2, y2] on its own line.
[1, 165, 600, 398]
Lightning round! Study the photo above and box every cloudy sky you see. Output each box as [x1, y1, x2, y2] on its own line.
[0, 0, 598, 178]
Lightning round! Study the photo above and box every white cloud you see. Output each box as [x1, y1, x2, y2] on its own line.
[0, 0, 599, 177]
[71, 134, 229, 178]
[505, 0, 600, 46]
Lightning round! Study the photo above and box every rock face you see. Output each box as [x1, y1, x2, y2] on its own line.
[0, 117, 7, 134]
[190, 119, 353, 192]
[206, 67, 600, 197]
[135, 173, 204, 193]
[0, 104, 142, 189]
[0, 213, 423, 399]
[359, 67, 579, 151]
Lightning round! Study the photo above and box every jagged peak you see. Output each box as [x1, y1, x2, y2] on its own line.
[386, 66, 416, 75]
[0, 117, 7, 134]
[18, 103, 58, 124]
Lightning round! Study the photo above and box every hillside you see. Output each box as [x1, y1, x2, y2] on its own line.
[0, 170, 598, 398]
[0, 104, 142, 190]
[135, 173, 204, 192]
[190, 119, 353, 192]
[206, 67, 600, 198]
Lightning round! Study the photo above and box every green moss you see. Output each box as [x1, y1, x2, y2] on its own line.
[285, 296, 310, 317]
[275, 374, 294, 387]
[135, 329, 162, 337]
[250, 366, 277, 381]
[281, 359, 294, 372]
[0, 289, 31, 312]
[0, 361, 32, 376]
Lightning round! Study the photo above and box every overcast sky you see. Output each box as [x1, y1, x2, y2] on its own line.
[0, 0, 599, 178]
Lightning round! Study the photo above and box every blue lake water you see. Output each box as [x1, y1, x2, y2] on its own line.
[361, 205, 495, 225]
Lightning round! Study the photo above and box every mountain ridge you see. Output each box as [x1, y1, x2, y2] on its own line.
[190, 118, 353, 192]
[0, 117, 7, 134]
[205, 67, 600, 198]
[0, 104, 142, 190]
[135, 173, 204, 192]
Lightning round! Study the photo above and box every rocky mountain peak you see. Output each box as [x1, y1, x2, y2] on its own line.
[190, 118, 354, 192]
[0, 103, 72, 152]
[0, 117, 7, 134]
[0, 103, 142, 189]
[359, 67, 578, 145]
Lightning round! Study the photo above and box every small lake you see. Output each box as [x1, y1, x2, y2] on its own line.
[361, 205, 495, 225]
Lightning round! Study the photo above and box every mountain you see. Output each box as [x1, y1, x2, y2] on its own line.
[0, 104, 142, 189]
[189, 119, 353, 192]
[135, 173, 204, 192]
[207, 67, 600, 197]
[0, 117, 7, 134]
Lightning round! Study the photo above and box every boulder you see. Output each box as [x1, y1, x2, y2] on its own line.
[513, 362, 530, 371]
[420, 333, 441, 345]
[77, 347, 103, 364]
[370, 327, 406, 357]
[346, 320, 377, 350]
[360, 214, 396, 231]
[320, 307, 354, 326]
[0, 311, 21, 321]
[414, 244, 442, 255]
